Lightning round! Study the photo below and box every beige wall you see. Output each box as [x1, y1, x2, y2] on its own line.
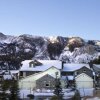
[19, 67, 60, 89]
[75, 73, 93, 89]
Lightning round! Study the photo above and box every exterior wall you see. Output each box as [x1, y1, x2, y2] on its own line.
[61, 71, 74, 76]
[75, 73, 93, 89]
[61, 67, 93, 89]
[36, 74, 55, 89]
[19, 71, 41, 78]
[19, 67, 60, 89]
[25, 71, 41, 76]
[19, 80, 35, 89]
[61, 67, 92, 77]
[23, 72, 26, 77]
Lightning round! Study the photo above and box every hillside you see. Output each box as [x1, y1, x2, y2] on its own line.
[0, 33, 100, 69]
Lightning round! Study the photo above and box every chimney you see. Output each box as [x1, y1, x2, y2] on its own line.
[89, 61, 93, 68]
[62, 61, 66, 69]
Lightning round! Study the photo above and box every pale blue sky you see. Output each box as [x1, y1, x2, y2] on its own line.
[0, 0, 100, 40]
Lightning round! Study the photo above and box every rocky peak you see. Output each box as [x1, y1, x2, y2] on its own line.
[68, 37, 84, 46]
[0, 32, 7, 40]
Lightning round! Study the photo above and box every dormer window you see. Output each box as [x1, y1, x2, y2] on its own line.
[29, 63, 35, 67]
[29, 60, 42, 68]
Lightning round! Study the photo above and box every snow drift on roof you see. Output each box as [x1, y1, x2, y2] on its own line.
[20, 60, 62, 71]
[63, 63, 90, 71]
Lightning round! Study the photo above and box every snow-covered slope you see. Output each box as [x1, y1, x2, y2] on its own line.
[0, 33, 100, 63]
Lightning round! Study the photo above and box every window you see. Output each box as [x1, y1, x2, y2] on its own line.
[83, 70, 86, 73]
[20, 71, 23, 76]
[29, 62, 35, 67]
[29, 60, 42, 68]
[74, 71, 77, 75]
[29, 63, 31, 67]
[45, 83, 50, 87]
[44, 81, 50, 87]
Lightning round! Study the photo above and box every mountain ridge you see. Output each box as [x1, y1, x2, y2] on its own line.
[0, 33, 100, 65]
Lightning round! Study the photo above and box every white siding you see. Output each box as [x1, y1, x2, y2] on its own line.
[19, 67, 60, 89]
[75, 73, 93, 89]
[23, 72, 26, 77]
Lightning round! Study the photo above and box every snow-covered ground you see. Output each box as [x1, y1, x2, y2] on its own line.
[20, 89, 75, 99]
[20, 89, 55, 99]
[78, 88, 94, 97]
[86, 97, 100, 100]
[20, 88, 97, 99]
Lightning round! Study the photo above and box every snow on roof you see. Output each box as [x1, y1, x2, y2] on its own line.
[93, 64, 100, 71]
[61, 75, 74, 80]
[93, 64, 100, 68]
[20, 60, 62, 71]
[4, 71, 10, 75]
[62, 63, 90, 71]
[10, 70, 19, 74]
[93, 72, 95, 76]
[61, 76, 67, 80]
[3, 75, 12, 80]
[67, 75, 74, 80]
[0, 71, 3, 75]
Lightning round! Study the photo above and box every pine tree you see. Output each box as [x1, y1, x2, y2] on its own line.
[54, 78, 63, 100]
[27, 94, 34, 100]
[9, 79, 20, 100]
[0, 80, 10, 100]
[72, 90, 81, 100]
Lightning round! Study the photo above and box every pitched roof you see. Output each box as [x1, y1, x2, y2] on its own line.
[93, 64, 100, 72]
[75, 73, 93, 80]
[20, 60, 62, 71]
[37, 74, 55, 80]
[19, 66, 60, 82]
[62, 63, 90, 72]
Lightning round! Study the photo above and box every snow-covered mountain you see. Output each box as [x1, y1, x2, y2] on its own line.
[0, 32, 100, 63]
